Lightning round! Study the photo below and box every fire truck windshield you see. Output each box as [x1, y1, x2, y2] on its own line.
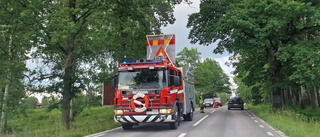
[118, 69, 168, 89]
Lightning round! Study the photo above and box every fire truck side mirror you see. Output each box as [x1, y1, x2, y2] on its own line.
[112, 75, 118, 89]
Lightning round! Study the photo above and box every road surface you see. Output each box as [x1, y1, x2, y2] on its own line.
[86, 106, 284, 137]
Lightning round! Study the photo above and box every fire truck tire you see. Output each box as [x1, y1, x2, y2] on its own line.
[121, 123, 133, 130]
[184, 108, 193, 121]
[169, 105, 179, 129]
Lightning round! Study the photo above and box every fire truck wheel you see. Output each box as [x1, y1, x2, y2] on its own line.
[169, 105, 179, 129]
[185, 108, 193, 121]
[122, 123, 133, 130]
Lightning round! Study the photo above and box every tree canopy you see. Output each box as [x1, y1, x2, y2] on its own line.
[188, 0, 320, 109]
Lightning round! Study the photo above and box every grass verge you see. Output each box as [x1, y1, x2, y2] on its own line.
[246, 104, 320, 137]
[4, 107, 120, 137]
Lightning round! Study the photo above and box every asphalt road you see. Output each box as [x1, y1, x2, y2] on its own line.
[86, 106, 284, 137]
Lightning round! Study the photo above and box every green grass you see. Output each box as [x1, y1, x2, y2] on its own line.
[4, 107, 120, 137]
[247, 104, 320, 137]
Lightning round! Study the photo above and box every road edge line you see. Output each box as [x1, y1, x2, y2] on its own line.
[246, 110, 288, 137]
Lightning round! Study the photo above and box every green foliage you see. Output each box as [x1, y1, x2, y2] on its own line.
[194, 58, 230, 98]
[21, 97, 39, 109]
[216, 92, 231, 105]
[176, 47, 201, 72]
[188, 0, 320, 108]
[72, 94, 89, 119]
[247, 104, 320, 137]
[4, 107, 119, 137]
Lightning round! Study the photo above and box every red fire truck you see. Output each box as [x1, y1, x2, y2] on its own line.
[113, 34, 195, 130]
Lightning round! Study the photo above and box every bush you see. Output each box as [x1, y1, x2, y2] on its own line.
[72, 94, 89, 119]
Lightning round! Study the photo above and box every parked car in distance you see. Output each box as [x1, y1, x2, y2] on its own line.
[203, 98, 214, 108]
[228, 96, 244, 110]
[213, 98, 222, 106]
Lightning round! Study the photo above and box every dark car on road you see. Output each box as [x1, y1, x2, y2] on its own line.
[203, 98, 214, 108]
[228, 96, 244, 110]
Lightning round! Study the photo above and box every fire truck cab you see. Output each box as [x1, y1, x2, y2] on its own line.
[113, 59, 195, 130]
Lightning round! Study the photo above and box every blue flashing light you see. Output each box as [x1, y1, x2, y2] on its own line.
[146, 60, 163, 63]
[122, 60, 163, 64]
[122, 60, 137, 64]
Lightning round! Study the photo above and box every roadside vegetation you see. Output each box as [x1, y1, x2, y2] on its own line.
[0, 0, 191, 135]
[4, 107, 119, 137]
[247, 104, 320, 137]
[176, 47, 231, 101]
[188, 0, 320, 136]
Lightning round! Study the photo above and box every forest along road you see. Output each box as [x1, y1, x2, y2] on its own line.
[85, 106, 284, 137]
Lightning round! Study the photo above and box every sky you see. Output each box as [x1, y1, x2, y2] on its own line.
[161, 0, 236, 89]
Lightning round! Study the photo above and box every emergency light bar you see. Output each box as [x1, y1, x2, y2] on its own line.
[121, 59, 163, 65]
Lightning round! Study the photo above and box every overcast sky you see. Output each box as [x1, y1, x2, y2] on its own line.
[161, 0, 236, 89]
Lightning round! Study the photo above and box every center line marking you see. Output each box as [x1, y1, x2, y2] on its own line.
[210, 110, 216, 113]
[193, 115, 209, 126]
[254, 120, 258, 122]
[251, 117, 254, 119]
[248, 115, 251, 116]
[266, 132, 274, 136]
[259, 125, 265, 128]
[178, 133, 187, 137]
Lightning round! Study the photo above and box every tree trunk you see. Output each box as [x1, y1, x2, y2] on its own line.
[310, 86, 317, 110]
[70, 99, 74, 122]
[267, 47, 282, 109]
[315, 88, 319, 108]
[61, 0, 77, 129]
[300, 85, 307, 109]
[0, 85, 9, 134]
[1, 35, 12, 134]
[61, 61, 74, 129]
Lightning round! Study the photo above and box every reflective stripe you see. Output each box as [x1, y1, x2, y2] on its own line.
[168, 89, 178, 94]
[178, 90, 184, 94]
[114, 115, 174, 123]
[147, 115, 157, 122]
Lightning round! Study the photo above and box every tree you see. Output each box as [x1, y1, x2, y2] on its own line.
[194, 58, 230, 98]
[0, 0, 37, 133]
[188, 0, 320, 109]
[26, 0, 189, 129]
[176, 47, 201, 72]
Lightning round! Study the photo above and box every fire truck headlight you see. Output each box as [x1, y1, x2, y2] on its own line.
[159, 109, 172, 114]
[114, 110, 123, 115]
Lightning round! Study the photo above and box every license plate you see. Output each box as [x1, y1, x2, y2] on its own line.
[233, 104, 238, 105]
[206, 104, 210, 106]
[147, 109, 159, 114]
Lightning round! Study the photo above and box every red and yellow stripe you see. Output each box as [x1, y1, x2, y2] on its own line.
[147, 39, 175, 46]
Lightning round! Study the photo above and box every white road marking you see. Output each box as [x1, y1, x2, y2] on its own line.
[266, 132, 274, 136]
[249, 115, 251, 116]
[178, 133, 187, 137]
[210, 110, 216, 113]
[259, 125, 265, 128]
[251, 117, 254, 119]
[254, 120, 258, 122]
[193, 115, 209, 126]
[85, 127, 122, 137]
